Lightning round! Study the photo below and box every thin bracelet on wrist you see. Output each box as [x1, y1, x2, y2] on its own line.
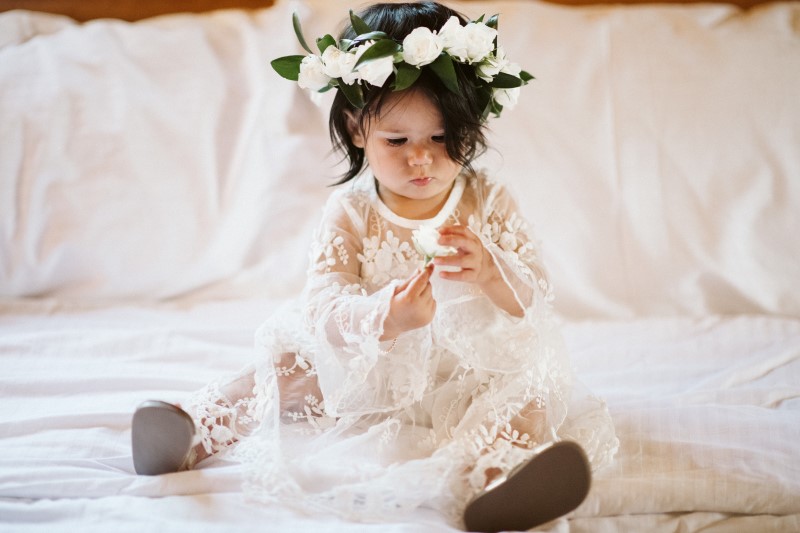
[380, 337, 398, 355]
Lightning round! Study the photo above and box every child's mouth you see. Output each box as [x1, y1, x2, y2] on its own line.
[411, 177, 433, 186]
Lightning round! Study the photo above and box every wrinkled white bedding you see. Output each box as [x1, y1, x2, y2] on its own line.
[1, 0, 799, 530]
[1, 302, 798, 531]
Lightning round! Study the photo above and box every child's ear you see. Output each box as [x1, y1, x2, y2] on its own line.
[344, 110, 365, 148]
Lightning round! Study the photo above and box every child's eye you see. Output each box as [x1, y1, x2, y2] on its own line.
[386, 138, 407, 147]
[431, 135, 445, 144]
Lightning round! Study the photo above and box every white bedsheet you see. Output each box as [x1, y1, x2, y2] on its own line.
[1, 0, 799, 530]
[1, 300, 798, 531]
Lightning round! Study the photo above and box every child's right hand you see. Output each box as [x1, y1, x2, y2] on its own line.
[380, 264, 436, 341]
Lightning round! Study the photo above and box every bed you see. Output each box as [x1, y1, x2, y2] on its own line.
[1, 0, 798, 531]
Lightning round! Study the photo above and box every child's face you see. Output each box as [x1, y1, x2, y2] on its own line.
[350, 89, 462, 219]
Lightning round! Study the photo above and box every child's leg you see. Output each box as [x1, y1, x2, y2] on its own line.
[133, 352, 324, 475]
[183, 363, 260, 464]
[132, 363, 260, 475]
[273, 352, 324, 422]
[472, 401, 550, 488]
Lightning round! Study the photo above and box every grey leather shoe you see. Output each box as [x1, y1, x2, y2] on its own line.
[132, 400, 196, 475]
[463, 440, 591, 532]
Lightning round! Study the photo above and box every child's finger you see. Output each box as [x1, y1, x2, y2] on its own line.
[395, 263, 428, 293]
[432, 256, 460, 272]
[438, 268, 475, 283]
[438, 224, 469, 236]
[394, 275, 413, 294]
[439, 231, 478, 252]
[439, 225, 482, 240]
[406, 264, 433, 296]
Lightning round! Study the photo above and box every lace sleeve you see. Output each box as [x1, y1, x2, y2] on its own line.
[468, 180, 552, 314]
[301, 192, 402, 417]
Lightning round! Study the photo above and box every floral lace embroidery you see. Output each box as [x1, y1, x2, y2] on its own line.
[469, 212, 535, 275]
[238, 174, 617, 522]
[468, 207, 554, 306]
[358, 229, 419, 287]
[313, 192, 468, 289]
[312, 231, 350, 274]
[185, 381, 263, 456]
[275, 353, 336, 432]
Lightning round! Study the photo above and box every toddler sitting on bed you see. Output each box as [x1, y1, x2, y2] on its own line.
[131, 2, 618, 531]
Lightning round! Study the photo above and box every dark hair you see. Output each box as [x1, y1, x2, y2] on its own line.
[329, 1, 488, 184]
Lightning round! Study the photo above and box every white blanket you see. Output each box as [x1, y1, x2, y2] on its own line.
[1, 301, 798, 531]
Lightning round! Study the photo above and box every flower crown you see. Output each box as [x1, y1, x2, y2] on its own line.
[271, 11, 533, 119]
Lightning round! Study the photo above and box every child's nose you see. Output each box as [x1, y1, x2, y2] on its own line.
[408, 146, 433, 166]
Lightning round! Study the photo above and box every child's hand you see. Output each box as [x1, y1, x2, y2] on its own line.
[433, 225, 497, 287]
[435, 225, 524, 317]
[381, 264, 436, 340]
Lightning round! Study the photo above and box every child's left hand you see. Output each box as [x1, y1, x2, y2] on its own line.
[433, 225, 497, 287]
[434, 225, 525, 317]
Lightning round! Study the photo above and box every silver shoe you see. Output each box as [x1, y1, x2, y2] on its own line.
[132, 400, 197, 476]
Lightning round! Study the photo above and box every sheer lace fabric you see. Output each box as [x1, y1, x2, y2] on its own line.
[183, 364, 261, 461]
[188, 171, 618, 524]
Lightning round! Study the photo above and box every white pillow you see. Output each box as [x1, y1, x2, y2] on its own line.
[0, 3, 333, 302]
[1, 0, 798, 320]
[479, 1, 800, 319]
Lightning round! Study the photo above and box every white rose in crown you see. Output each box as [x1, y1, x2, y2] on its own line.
[501, 59, 522, 77]
[492, 60, 523, 109]
[297, 55, 331, 91]
[354, 41, 396, 86]
[440, 17, 497, 64]
[412, 225, 458, 266]
[476, 46, 510, 82]
[463, 21, 497, 63]
[493, 86, 521, 109]
[321, 46, 359, 85]
[402, 27, 444, 67]
[438, 16, 469, 62]
[271, 10, 532, 118]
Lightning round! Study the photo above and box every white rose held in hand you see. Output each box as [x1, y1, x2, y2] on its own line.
[412, 225, 457, 266]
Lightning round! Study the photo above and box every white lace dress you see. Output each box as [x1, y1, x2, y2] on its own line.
[186, 171, 618, 524]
